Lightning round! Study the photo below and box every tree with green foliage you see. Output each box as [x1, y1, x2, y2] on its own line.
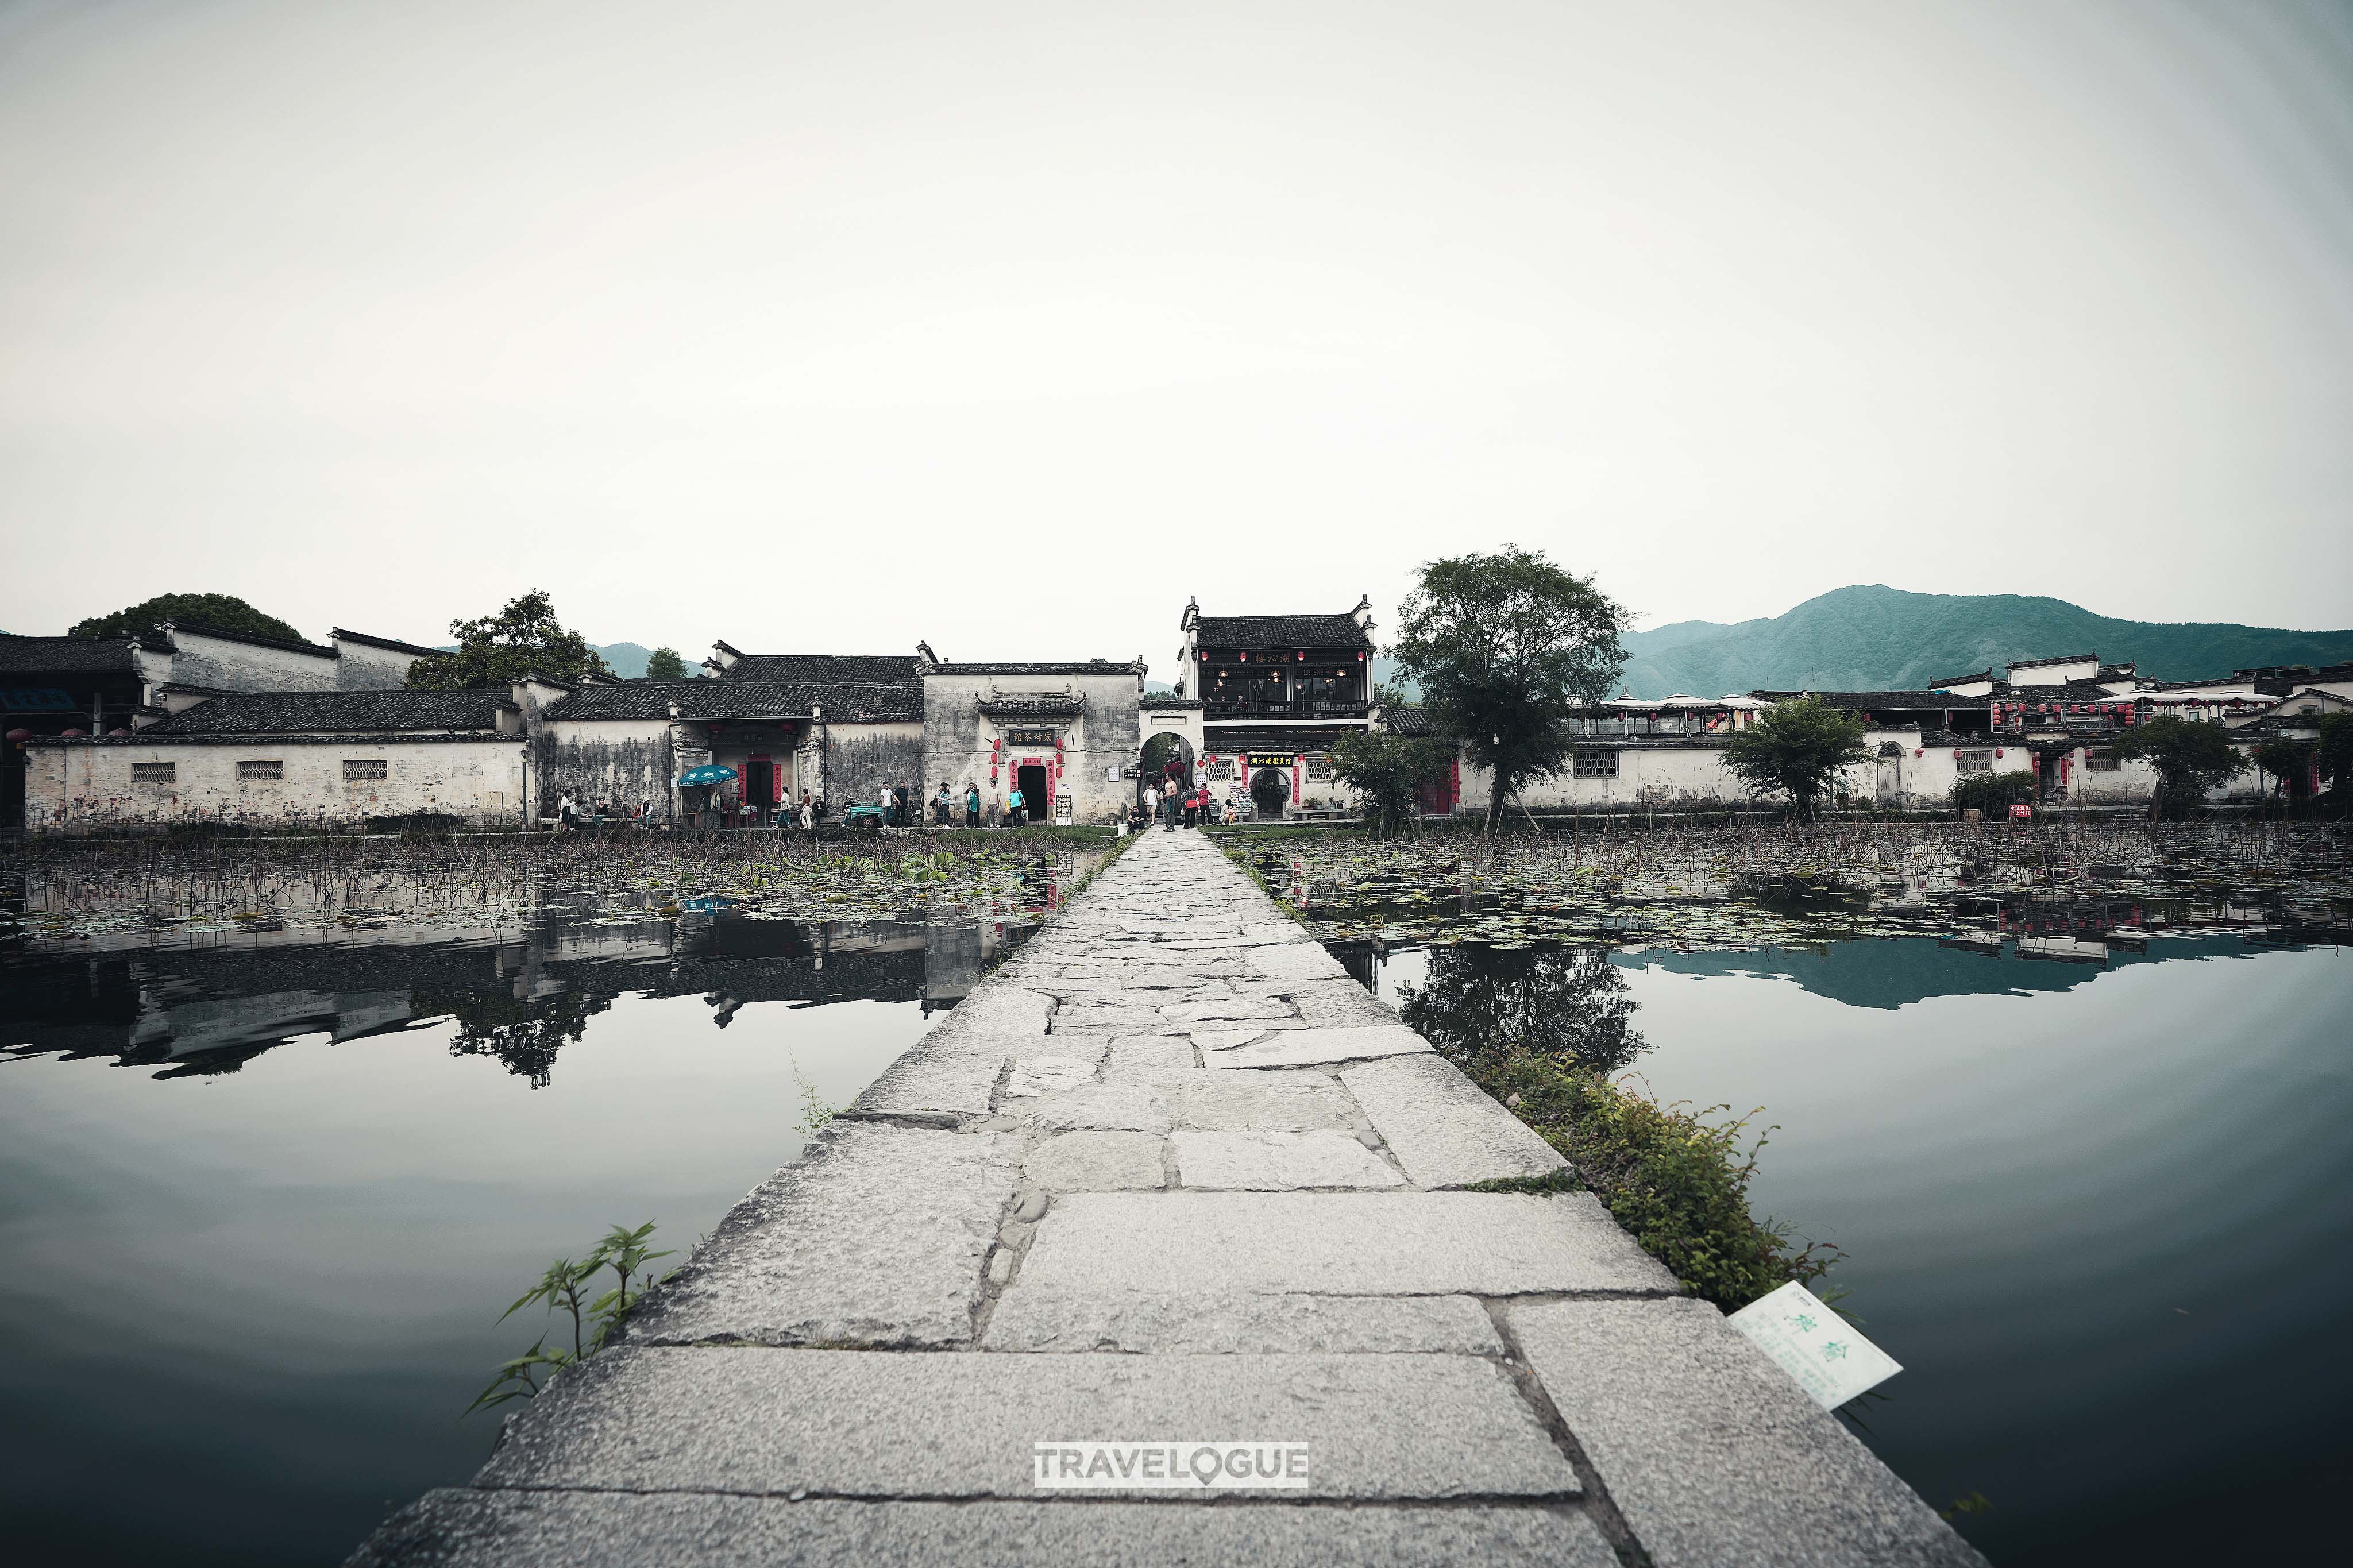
[1949, 770, 2038, 816]
[2253, 740, 2315, 802]
[406, 589, 611, 690]
[2110, 716, 2247, 817]
[1721, 697, 1870, 819]
[70, 592, 304, 644]
[1390, 546, 1628, 833]
[644, 646, 688, 681]
[2317, 712, 2353, 798]
[1327, 729, 1451, 837]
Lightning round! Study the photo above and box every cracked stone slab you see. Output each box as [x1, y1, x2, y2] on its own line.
[1013, 1081, 1176, 1134]
[1005, 1053, 1102, 1098]
[1099, 1034, 1198, 1080]
[1247, 941, 1353, 981]
[1021, 1130, 1167, 1191]
[1510, 1299, 1986, 1568]
[623, 1123, 1015, 1348]
[1205, 1023, 1433, 1069]
[983, 1288, 1506, 1354]
[1176, 1070, 1352, 1131]
[478, 1347, 1581, 1503]
[1020, 1191, 1678, 1296]
[1172, 1129, 1405, 1189]
[350, 1492, 1621, 1568]
[1341, 1055, 1570, 1188]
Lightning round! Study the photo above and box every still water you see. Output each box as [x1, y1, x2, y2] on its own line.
[0, 910, 1009, 1567]
[1364, 933, 2352, 1566]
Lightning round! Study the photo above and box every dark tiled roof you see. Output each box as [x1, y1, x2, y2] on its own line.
[332, 628, 443, 656]
[1193, 614, 1371, 650]
[546, 679, 919, 724]
[721, 653, 919, 683]
[167, 620, 338, 658]
[927, 661, 1145, 676]
[141, 689, 507, 735]
[1380, 705, 1438, 737]
[1751, 690, 1993, 709]
[0, 634, 141, 674]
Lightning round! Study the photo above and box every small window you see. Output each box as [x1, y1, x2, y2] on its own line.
[237, 760, 283, 781]
[1573, 748, 1619, 778]
[132, 761, 176, 783]
[1306, 756, 1332, 782]
[2085, 747, 2119, 773]
[344, 759, 388, 781]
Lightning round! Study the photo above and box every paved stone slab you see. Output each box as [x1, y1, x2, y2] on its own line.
[1100, 1034, 1198, 1080]
[1176, 1069, 1352, 1131]
[1512, 1298, 1986, 1568]
[1172, 1129, 1405, 1189]
[1005, 1053, 1103, 1098]
[1247, 940, 1353, 980]
[479, 1347, 1580, 1502]
[1020, 1191, 1678, 1296]
[983, 1288, 1505, 1354]
[1206, 1023, 1433, 1069]
[1341, 1055, 1570, 1188]
[625, 1124, 1015, 1348]
[354, 1489, 1622, 1568]
[1013, 1081, 1176, 1134]
[1021, 1130, 1168, 1191]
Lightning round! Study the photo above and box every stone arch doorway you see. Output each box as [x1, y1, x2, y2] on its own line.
[1251, 766, 1291, 820]
[1139, 732, 1194, 804]
[1876, 741, 1903, 802]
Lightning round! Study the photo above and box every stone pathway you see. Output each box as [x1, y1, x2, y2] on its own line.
[353, 829, 1984, 1567]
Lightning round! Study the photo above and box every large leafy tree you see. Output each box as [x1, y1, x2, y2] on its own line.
[71, 592, 304, 643]
[644, 647, 688, 681]
[1721, 697, 1870, 819]
[1390, 546, 1628, 833]
[2110, 716, 2247, 817]
[1328, 729, 1450, 837]
[407, 590, 611, 690]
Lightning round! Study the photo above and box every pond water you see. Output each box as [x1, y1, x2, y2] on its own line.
[0, 905, 1021, 1567]
[1352, 932, 2351, 1565]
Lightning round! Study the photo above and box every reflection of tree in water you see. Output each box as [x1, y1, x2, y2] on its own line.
[419, 987, 613, 1089]
[1397, 944, 1648, 1079]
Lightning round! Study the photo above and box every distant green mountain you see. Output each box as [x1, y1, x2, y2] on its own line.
[1613, 585, 2353, 698]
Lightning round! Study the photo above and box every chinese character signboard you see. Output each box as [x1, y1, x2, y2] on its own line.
[1725, 1281, 1901, 1409]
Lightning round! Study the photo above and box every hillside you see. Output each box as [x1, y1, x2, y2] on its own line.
[1613, 585, 2353, 698]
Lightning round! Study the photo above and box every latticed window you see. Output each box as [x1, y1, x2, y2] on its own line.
[237, 760, 284, 781]
[1573, 748, 1619, 778]
[344, 759, 388, 781]
[132, 762, 175, 783]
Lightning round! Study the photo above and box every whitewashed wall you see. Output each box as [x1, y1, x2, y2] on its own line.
[22, 738, 527, 832]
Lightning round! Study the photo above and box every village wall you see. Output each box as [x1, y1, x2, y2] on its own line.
[21, 737, 526, 833]
[333, 639, 427, 690]
[162, 629, 341, 693]
[537, 719, 680, 821]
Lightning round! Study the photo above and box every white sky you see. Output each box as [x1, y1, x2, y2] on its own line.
[3, 0, 2348, 663]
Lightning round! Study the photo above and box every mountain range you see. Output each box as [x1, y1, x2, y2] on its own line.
[1608, 585, 2353, 698]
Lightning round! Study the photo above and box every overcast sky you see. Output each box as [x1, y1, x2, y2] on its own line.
[2, 0, 2348, 664]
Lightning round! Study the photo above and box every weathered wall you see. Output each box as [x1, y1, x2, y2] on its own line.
[22, 738, 526, 832]
[922, 674, 1143, 822]
[333, 639, 426, 690]
[162, 629, 341, 693]
[537, 720, 677, 820]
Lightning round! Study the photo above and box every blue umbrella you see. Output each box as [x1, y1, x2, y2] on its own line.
[677, 763, 738, 786]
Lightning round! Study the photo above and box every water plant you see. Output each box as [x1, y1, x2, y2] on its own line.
[465, 1221, 673, 1417]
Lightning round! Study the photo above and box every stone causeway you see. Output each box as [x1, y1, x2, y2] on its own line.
[351, 828, 1985, 1567]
